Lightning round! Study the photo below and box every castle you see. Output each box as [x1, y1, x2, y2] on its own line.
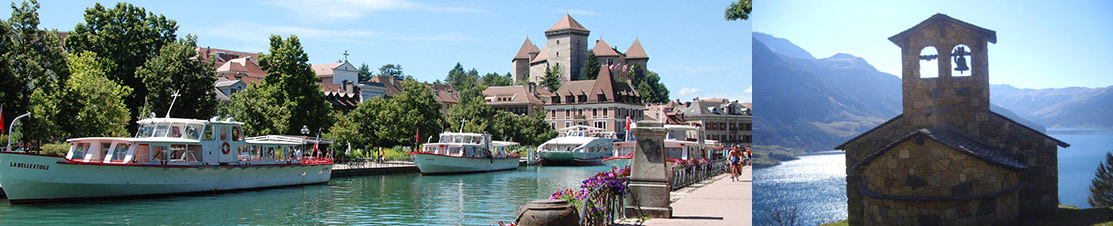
[512, 14, 648, 85]
[836, 14, 1069, 225]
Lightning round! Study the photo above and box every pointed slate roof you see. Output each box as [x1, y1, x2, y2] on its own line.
[889, 13, 996, 46]
[513, 38, 541, 60]
[855, 128, 1028, 171]
[546, 14, 590, 32]
[626, 38, 648, 59]
[592, 39, 622, 57]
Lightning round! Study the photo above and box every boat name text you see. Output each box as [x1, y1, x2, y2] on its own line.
[10, 162, 49, 170]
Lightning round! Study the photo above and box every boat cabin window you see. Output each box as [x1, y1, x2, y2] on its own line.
[152, 145, 169, 161]
[203, 124, 215, 141]
[232, 126, 243, 141]
[110, 143, 130, 161]
[220, 126, 229, 141]
[70, 143, 90, 160]
[665, 147, 684, 159]
[137, 126, 153, 138]
[448, 146, 463, 156]
[185, 124, 201, 140]
[153, 125, 170, 137]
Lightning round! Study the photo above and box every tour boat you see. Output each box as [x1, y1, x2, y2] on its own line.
[603, 125, 709, 168]
[0, 116, 333, 203]
[536, 126, 616, 166]
[410, 132, 520, 175]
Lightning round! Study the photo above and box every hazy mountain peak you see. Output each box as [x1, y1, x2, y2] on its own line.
[819, 53, 875, 71]
[752, 32, 817, 60]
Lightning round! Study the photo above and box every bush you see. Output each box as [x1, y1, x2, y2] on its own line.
[41, 143, 70, 156]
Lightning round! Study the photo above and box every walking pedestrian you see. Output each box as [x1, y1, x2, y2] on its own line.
[729, 146, 742, 182]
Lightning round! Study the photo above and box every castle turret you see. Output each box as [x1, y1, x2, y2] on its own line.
[544, 14, 590, 81]
[625, 38, 649, 70]
[512, 38, 541, 84]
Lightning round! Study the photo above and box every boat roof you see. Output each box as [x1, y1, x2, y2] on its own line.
[542, 136, 600, 145]
[246, 135, 333, 145]
[492, 141, 520, 147]
[558, 125, 604, 132]
[439, 132, 486, 137]
[137, 116, 244, 125]
[664, 125, 700, 131]
[66, 137, 201, 144]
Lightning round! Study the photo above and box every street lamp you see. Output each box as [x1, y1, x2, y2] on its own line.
[301, 125, 310, 136]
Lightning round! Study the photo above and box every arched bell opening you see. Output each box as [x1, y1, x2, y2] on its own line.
[951, 44, 973, 76]
[918, 46, 940, 78]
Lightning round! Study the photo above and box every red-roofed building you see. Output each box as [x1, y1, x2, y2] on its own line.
[541, 69, 644, 137]
[512, 15, 650, 85]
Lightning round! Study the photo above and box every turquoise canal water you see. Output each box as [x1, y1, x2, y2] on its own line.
[753, 127, 1113, 224]
[0, 165, 611, 225]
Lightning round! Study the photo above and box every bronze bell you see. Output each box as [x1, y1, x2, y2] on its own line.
[952, 46, 970, 74]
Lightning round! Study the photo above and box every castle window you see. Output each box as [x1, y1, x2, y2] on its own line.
[919, 46, 940, 78]
[951, 44, 972, 76]
[608, 58, 614, 65]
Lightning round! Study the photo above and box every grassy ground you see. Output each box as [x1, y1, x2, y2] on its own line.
[820, 205, 1113, 226]
[751, 145, 806, 168]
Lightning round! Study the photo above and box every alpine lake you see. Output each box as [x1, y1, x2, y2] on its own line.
[0, 165, 612, 225]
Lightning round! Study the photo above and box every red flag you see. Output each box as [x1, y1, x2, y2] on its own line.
[416, 127, 420, 146]
[1, 105, 5, 136]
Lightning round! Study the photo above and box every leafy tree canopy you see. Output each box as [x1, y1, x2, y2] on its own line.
[481, 72, 513, 87]
[1090, 152, 1113, 207]
[256, 35, 334, 135]
[357, 63, 373, 82]
[542, 64, 563, 91]
[379, 64, 404, 80]
[726, 0, 752, 21]
[581, 51, 600, 80]
[136, 35, 218, 120]
[3, 0, 70, 143]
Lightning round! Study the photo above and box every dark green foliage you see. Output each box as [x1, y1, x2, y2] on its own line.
[220, 84, 287, 136]
[135, 35, 218, 120]
[628, 64, 670, 103]
[256, 35, 334, 135]
[1089, 152, 1113, 207]
[65, 2, 179, 129]
[371, 80, 445, 147]
[726, 0, 752, 21]
[2, 0, 70, 142]
[378, 64, 404, 80]
[358, 63, 373, 82]
[581, 51, 600, 80]
[481, 72, 513, 87]
[444, 63, 474, 89]
[30, 52, 132, 140]
[542, 65, 563, 91]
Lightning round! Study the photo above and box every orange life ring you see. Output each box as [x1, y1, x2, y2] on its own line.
[221, 142, 231, 155]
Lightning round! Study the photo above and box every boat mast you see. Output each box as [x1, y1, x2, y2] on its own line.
[165, 89, 181, 118]
[458, 118, 467, 133]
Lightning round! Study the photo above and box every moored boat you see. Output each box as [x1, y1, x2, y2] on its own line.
[0, 116, 333, 203]
[604, 125, 709, 168]
[536, 126, 615, 166]
[410, 132, 520, 175]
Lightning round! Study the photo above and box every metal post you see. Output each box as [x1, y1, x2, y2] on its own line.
[7, 112, 31, 152]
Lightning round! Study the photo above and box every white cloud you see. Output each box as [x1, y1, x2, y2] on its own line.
[266, 0, 485, 21]
[677, 87, 702, 95]
[743, 86, 752, 93]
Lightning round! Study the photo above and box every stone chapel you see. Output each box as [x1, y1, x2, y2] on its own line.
[836, 14, 1069, 225]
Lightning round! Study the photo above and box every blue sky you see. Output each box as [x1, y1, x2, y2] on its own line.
[753, 0, 1113, 89]
[2, 0, 751, 102]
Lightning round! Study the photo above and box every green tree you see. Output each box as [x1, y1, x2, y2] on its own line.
[581, 51, 600, 80]
[639, 70, 670, 103]
[378, 64, 404, 80]
[542, 65, 563, 91]
[373, 80, 444, 147]
[257, 35, 334, 135]
[57, 52, 132, 138]
[1090, 152, 1113, 207]
[325, 97, 384, 150]
[65, 2, 179, 129]
[481, 72, 513, 87]
[726, 0, 752, 21]
[358, 63, 373, 82]
[444, 63, 469, 89]
[220, 84, 288, 136]
[136, 35, 218, 120]
[2, 0, 70, 142]
[517, 107, 558, 146]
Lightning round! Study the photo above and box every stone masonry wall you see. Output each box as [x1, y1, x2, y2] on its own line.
[859, 137, 1021, 226]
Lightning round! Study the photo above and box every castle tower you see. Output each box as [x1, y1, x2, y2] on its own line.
[592, 38, 624, 68]
[544, 14, 590, 81]
[625, 38, 649, 71]
[512, 38, 541, 83]
[889, 13, 995, 134]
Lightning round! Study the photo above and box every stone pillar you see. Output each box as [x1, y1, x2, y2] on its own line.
[625, 121, 672, 218]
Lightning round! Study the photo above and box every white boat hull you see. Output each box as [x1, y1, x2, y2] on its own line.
[0, 152, 331, 203]
[411, 153, 518, 175]
[538, 150, 610, 166]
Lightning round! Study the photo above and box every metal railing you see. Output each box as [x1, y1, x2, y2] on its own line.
[669, 159, 729, 190]
[578, 182, 627, 226]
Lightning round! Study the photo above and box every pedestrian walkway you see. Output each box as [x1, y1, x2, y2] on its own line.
[628, 165, 752, 226]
